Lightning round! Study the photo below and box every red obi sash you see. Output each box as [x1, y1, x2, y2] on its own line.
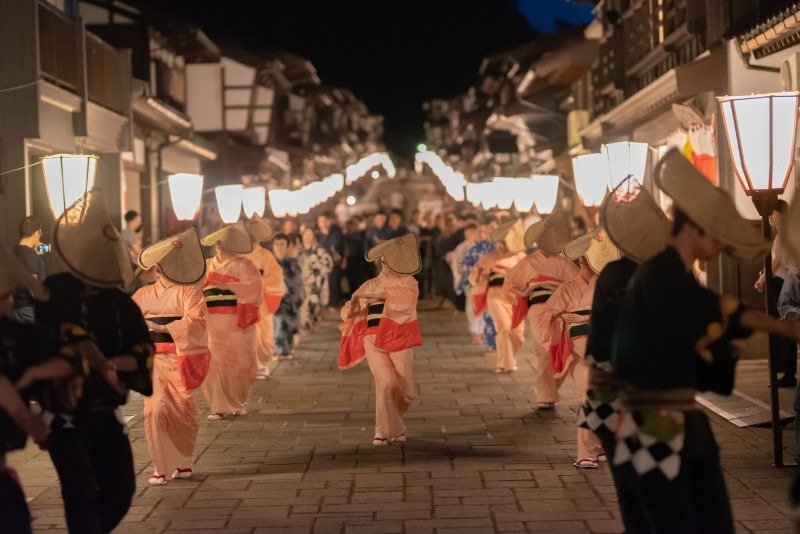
[203, 272, 259, 328]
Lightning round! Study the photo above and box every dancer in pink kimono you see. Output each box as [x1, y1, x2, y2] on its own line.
[245, 216, 286, 379]
[132, 228, 210, 485]
[471, 220, 526, 373]
[506, 211, 576, 409]
[537, 229, 618, 469]
[339, 233, 422, 446]
[200, 222, 263, 420]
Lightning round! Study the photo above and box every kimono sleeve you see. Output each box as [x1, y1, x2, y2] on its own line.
[537, 282, 572, 344]
[35, 273, 86, 336]
[165, 286, 208, 355]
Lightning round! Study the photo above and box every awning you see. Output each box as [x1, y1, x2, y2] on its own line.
[580, 47, 726, 149]
[737, 6, 800, 59]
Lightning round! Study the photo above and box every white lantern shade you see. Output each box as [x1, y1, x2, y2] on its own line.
[215, 184, 243, 223]
[493, 177, 516, 210]
[601, 141, 649, 188]
[268, 188, 290, 218]
[168, 173, 203, 220]
[718, 92, 800, 194]
[42, 154, 98, 218]
[531, 174, 559, 214]
[572, 154, 609, 207]
[512, 178, 537, 212]
[242, 186, 266, 218]
[465, 182, 483, 207]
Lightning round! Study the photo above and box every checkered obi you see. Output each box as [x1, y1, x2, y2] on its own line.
[577, 359, 621, 436]
[612, 388, 695, 481]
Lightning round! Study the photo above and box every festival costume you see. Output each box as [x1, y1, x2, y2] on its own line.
[460, 239, 497, 349]
[245, 217, 285, 374]
[275, 256, 304, 357]
[610, 150, 768, 533]
[37, 192, 153, 534]
[132, 228, 209, 482]
[298, 245, 334, 332]
[339, 234, 422, 442]
[200, 223, 263, 416]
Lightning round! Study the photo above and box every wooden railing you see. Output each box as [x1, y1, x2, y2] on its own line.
[38, 3, 80, 91]
[85, 32, 129, 116]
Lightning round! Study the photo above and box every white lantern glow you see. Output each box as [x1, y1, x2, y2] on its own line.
[601, 141, 649, 188]
[493, 177, 516, 210]
[466, 182, 483, 207]
[168, 173, 203, 220]
[42, 154, 99, 218]
[572, 153, 610, 207]
[241, 186, 266, 218]
[267, 189, 290, 218]
[531, 174, 559, 214]
[346, 195, 357, 206]
[512, 178, 537, 213]
[718, 92, 800, 194]
[215, 184, 243, 223]
[371, 170, 380, 179]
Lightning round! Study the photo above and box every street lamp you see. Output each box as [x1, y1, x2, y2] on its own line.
[531, 174, 559, 214]
[242, 186, 266, 218]
[601, 141, 649, 189]
[572, 153, 610, 225]
[168, 173, 203, 221]
[718, 91, 800, 467]
[215, 184, 244, 223]
[42, 154, 98, 218]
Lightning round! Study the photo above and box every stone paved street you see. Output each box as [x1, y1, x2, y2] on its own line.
[9, 306, 797, 533]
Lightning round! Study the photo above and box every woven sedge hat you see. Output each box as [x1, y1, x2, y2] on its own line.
[563, 229, 619, 274]
[781, 188, 800, 263]
[201, 221, 253, 254]
[245, 215, 274, 241]
[0, 244, 47, 300]
[601, 177, 672, 264]
[53, 190, 134, 289]
[491, 218, 525, 252]
[524, 210, 571, 254]
[365, 232, 421, 275]
[138, 228, 206, 285]
[655, 148, 768, 262]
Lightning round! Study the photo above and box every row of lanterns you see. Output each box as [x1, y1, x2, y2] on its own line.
[40, 151, 396, 222]
[571, 141, 651, 208]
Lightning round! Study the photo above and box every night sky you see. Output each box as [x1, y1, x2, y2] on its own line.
[134, 0, 593, 156]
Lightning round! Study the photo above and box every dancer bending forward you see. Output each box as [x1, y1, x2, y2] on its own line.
[339, 233, 422, 446]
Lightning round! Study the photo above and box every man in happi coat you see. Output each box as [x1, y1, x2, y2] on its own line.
[36, 192, 154, 533]
[0, 244, 88, 533]
[339, 233, 422, 446]
[132, 228, 210, 485]
[200, 222, 262, 420]
[272, 234, 304, 359]
[611, 150, 800, 532]
[470, 219, 526, 373]
[505, 212, 576, 409]
[245, 216, 286, 378]
[298, 228, 334, 333]
[538, 230, 618, 469]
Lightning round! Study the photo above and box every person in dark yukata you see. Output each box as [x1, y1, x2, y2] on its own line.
[0, 244, 88, 534]
[610, 150, 800, 533]
[35, 192, 154, 534]
[579, 177, 671, 531]
[272, 233, 305, 359]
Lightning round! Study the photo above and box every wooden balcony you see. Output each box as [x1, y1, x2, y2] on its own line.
[85, 32, 130, 117]
[37, 2, 80, 91]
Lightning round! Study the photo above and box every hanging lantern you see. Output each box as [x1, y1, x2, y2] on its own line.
[42, 154, 99, 218]
[601, 141, 649, 188]
[242, 186, 266, 218]
[167, 173, 204, 221]
[268, 188, 291, 218]
[215, 184, 243, 223]
[512, 178, 537, 213]
[718, 92, 800, 195]
[493, 177, 516, 210]
[572, 153, 609, 207]
[531, 174, 559, 214]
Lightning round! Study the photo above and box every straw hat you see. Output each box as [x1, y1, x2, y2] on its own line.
[524, 211, 571, 254]
[53, 191, 134, 289]
[601, 177, 672, 264]
[201, 221, 253, 254]
[491, 218, 525, 252]
[563, 229, 619, 274]
[245, 215, 274, 241]
[365, 233, 421, 275]
[655, 148, 768, 262]
[0, 244, 47, 301]
[781, 188, 800, 263]
[138, 228, 206, 285]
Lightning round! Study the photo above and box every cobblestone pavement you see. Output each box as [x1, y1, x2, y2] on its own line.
[9, 307, 797, 533]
